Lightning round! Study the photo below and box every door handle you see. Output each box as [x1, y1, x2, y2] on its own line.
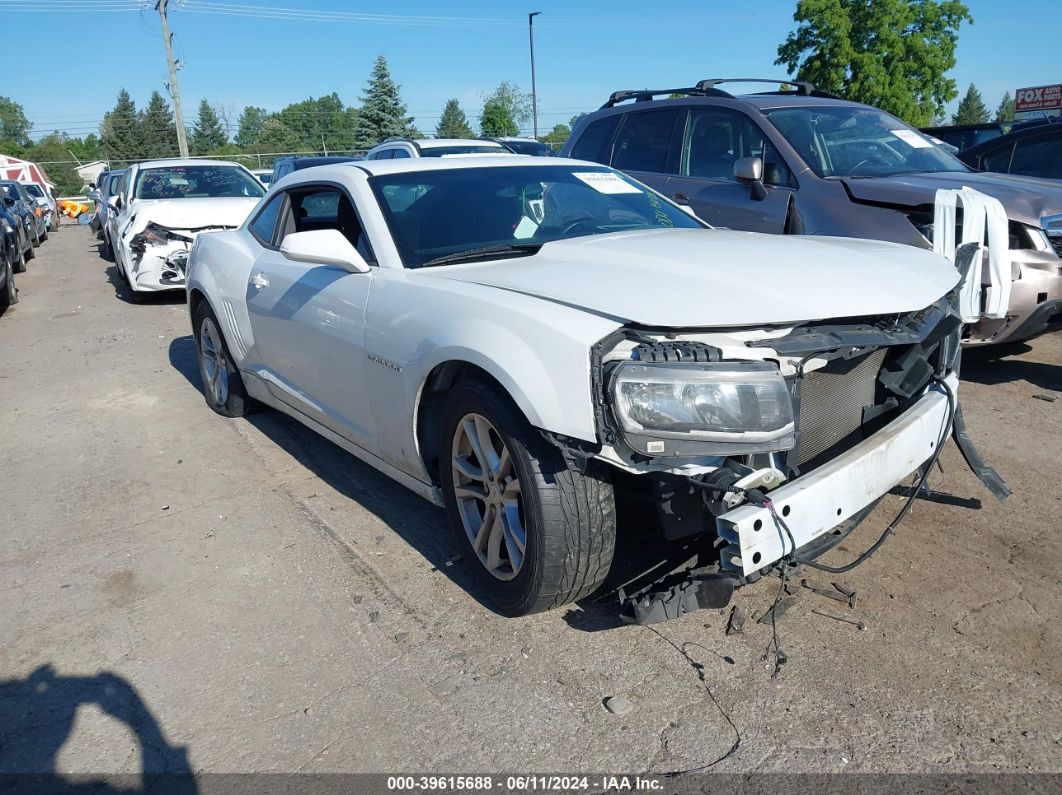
[250, 272, 270, 289]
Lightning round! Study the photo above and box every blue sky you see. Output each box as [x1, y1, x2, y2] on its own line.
[4, 0, 1060, 141]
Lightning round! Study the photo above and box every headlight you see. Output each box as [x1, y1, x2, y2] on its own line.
[611, 361, 795, 457]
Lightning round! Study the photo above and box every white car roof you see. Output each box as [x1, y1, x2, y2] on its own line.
[132, 159, 249, 170]
[415, 138, 506, 150]
[347, 154, 597, 176]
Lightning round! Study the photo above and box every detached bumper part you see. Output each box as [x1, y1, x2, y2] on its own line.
[619, 570, 735, 625]
[716, 376, 958, 578]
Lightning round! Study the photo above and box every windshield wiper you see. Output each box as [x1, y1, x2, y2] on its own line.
[420, 243, 542, 269]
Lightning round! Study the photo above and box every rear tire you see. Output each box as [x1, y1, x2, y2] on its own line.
[439, 379, 616, 616]
[12, 247, 26, 274]
[193, 300, 252, 418]
[24, 241, 34, 261]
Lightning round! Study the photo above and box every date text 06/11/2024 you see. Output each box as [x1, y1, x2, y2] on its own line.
[386, 775, 664, 791]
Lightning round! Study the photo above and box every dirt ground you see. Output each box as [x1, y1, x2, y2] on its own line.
[0, 225, 1059, 780]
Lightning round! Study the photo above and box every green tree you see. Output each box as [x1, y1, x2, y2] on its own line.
[541, 123, 570, 149]
[23, 134, 82, 194]
[353, 55, 416, 149]
[68, 133, 103, 164]
[775, 0, 973, 127]
[479, 82, 531, 137]
[436, 98, 474, 138]
[952, 83, 989, 124]
[273, 93, 357, 154]
[995, 91, 1015, 123]
[139, 91, 179, 159]
[0, 96, 31, 152]
[190, 99, 228, 154]
[235, 106, 269, 148]
[101, 89, 141, 164]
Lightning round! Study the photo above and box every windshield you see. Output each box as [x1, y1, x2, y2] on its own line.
[420, 145, 507, 157]
[24, 185, 44, 198]
[763, 106, 970, 178]
[1, 184, 22, 201]
[133, 165, 265, 200]
[370, 164, 702, 269]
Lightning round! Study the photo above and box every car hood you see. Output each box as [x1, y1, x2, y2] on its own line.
[842, 171, 1062, 227]
[428, 228, 960, 328]
[128, 197, 259, 231]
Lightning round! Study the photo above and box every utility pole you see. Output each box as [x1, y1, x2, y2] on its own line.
[528, 11, 541, 140]
[157, 0, 189, 158]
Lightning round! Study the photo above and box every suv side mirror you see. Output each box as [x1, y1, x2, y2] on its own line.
[108, 196, 121, 212]
[734, 156, 768, 201]
[280, 229, 371, 274]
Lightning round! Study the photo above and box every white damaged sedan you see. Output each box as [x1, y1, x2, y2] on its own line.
[108, 159, 264, 301]
[187, 156, 1004, 617]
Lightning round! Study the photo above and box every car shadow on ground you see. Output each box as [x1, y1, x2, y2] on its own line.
[102, 262, 185, 306]
[168, 334, 705, 627]
[961, 340, 1062, 391]
[0, 665, 196, 793]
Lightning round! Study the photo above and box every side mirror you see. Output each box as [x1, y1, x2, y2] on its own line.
[734, 156, 768, 201]
[108, 196, 121, 211]
[87, 190, 101, 202]
[280, 229, 371, 274]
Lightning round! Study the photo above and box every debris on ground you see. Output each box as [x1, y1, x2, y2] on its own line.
[802, 579, 857, 608]
[1031, 394, 1056, 403]
[726, 605, 746, 636]
[427, 676, 461, 697]
[603, 694, 634, 716]
[812, 608, 867, 631]
[758, 595, 799, 624]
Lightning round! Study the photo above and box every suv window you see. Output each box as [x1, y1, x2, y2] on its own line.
[980, 143, 1014, 173]
[681, 108, 794, 187]
[278, 186, 374, 262]
[1010, 135, 1062, 179]
[391, 148, 412, 159]
[569, 115, 620, 164]
[611, 109, 680, 173]
[249, 193, 285, 245]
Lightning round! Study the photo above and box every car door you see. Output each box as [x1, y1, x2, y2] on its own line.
[110, 171, 136, 271]
[607, 108, 682, 196]
[1008, 132, 1062, 180]
[244, 182, 379, 453]
[666, 107, 794, 233]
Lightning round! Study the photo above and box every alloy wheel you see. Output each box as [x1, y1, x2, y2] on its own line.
[451, 413, 526, 581]
[198, 317, 230, 407]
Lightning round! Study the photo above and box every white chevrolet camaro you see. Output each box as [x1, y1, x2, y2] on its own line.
[187, 155, 980, 616]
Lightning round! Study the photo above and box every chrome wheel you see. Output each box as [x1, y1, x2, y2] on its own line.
[198, 317, 230, 407]
[451, 412, 526, 581]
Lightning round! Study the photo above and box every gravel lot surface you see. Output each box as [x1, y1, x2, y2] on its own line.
[1, 225, 1059, 778]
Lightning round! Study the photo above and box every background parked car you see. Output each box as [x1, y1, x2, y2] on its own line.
[251, 168, 272, 186]
[90, 169, 126, 254]
[363, 138, 507, 159]
[1, 197, 32, 271]
[563, 78, 1062, 346]
[484, 137, 557, 156]
[0, 217, 16, 311]
[1, 181, 39, 261]
[919, 122, 1009, 152]
[21, 183, 55, 231]
[268, 156, 360, 184]
[960, 120, 1062, 181]
[107, 159, 264, 302]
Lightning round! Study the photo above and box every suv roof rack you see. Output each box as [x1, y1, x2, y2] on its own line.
[601, 86, 731, 109]
[695, 77, 843, 99]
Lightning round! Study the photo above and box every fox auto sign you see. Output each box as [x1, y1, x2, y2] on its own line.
[1015, 84, 1062, 112]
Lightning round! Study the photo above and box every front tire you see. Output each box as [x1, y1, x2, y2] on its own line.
[12, 246, 26, 274]
[439, 380, 616, 616]
[0, 255, 16, 307]
[193, 300, 252, 418]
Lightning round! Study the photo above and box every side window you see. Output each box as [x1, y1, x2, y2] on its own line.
[1010, 136, 1062, 179]
[681, 108, 794, 186]
[569, 115, 620, 164]
[392, 148, 412, 159]
[980, 143, 1014, 173]
[611, 109, 680, 173]
[282, 186, 374, 263]
[249, 193, 285, 246]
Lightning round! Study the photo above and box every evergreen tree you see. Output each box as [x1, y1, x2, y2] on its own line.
[952, 83, 990, 125]
[235, 106, 268, 148]
[139, 91, 179, 159]
[101, 89, 140, 164]
[436, 99, 474, 139]
[995, 91, 1015, 123]
[353, 55, 416, 149]
[190, 99, 228, 154]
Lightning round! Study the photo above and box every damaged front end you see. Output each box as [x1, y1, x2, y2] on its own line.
[578, 264, 1007, 624]
[125, 223, 231, 291]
